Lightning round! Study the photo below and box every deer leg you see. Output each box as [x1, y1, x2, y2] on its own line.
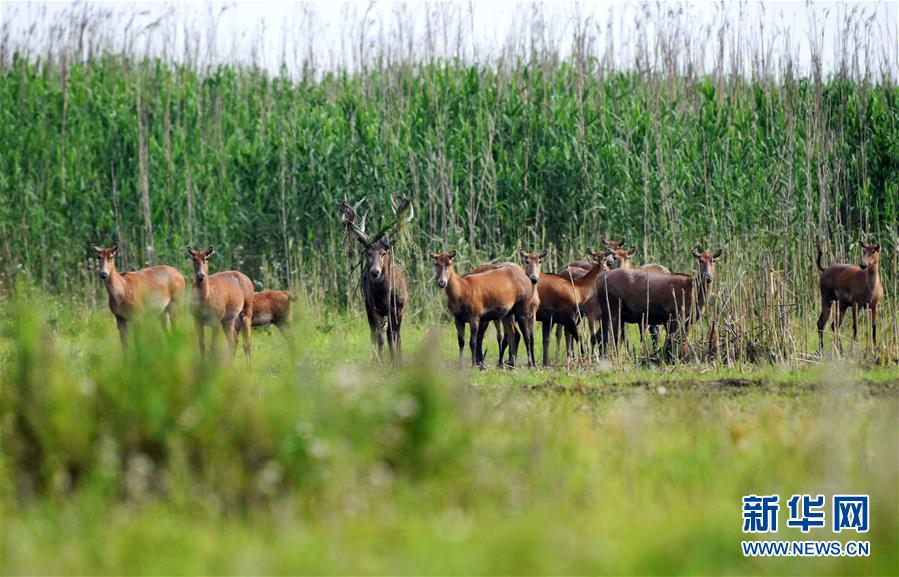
[500, 316, 516, 368]
[833, 302, 849, 352]
[240, 314, 252, 362]
[871, 305, 878, 347]
[816, 299, 832, 352]
[221, 318, 238, 357]
[115, 316, 128, 349]
[851, 304, 859, 342]
[476, 320, 492, 367]
[542, 319, 552, 367]
[554, 322, 564, 363]
[468, 317, 481, 368]
[275, 323, 295, 355]
[494, 319, 505, 368]
[495, 319, 507, 368]
[196, 320, 205, 355]
[515, 313, 534, 368]
[455, 317, 466, 365]
[563, 318, 580, 363]
[393, 312, 403, 365]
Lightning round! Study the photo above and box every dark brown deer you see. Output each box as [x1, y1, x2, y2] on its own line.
[592, 248, 722, 356]
[815, 240, 883, 351]
[342, 198, 413, 364]
[92, 243, 186, 347]
[187, 246, 254, 359]
[252, 290, 294, 345]
[537, 249, 609, 365]
[430, 251, 539, 368]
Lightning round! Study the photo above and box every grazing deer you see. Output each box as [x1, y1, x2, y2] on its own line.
[815, 240, 883, 351]
[91, 243, 186, 347]
[593, 247, 722, 357]
[430, 251, 539, 368]
[252, 290, 295, 345]
[187, 246, 254, 359]
[537, 249, 609, 365]
[342, 198, 413, 365]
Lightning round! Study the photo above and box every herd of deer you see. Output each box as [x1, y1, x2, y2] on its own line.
[91, 197, 884, 367]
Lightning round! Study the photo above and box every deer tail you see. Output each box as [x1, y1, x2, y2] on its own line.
[288, 293, 297, 301]
[815, 241, 826, 273]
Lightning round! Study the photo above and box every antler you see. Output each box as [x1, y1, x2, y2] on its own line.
[338, 197, 373, 247]
[377, 196, 414, 242]
[346, 218, 373, 247]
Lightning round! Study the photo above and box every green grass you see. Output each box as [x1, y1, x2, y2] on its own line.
[2, 295, 897, 575]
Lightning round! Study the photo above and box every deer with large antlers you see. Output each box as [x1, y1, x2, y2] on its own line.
[91, 242, 186, 348]
[187, 245, 254, 359]
[815, 240, 883, 351]
[340, 196, 413, 364]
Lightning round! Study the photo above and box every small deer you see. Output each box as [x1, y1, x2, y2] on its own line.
[430, 251, 539, 368]
[91, 242, 186, 348]
[815, 240, 883, 350]
[187, 246, 254, 359]
[252, 290, 295, 344]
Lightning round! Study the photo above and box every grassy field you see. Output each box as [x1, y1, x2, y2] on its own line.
[2, 294, 897, 575]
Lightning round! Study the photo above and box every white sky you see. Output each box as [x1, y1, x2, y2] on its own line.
[2, 1, 897, 78]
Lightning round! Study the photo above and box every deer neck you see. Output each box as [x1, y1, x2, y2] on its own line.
[865, 261, 881, 294]
[573, 264, 603, 302]
[694, 276, 713, 319]
[103, 265, 128, 305]
[445, 268, 464, 304]
[194, 278, 210, 303]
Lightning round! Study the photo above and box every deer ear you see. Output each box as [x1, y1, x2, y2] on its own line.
[858, 239, 866, 247]
[691, 248, 702, 259]
[428, 252, 439, 260]
[619, 237, 626, 246]
[519, 250, 527, 259]
[627, 247, 636, 255]
[873, 244, 880, 252]
[448, 250, 457, 260]
[91, 244, 102, 253]
[187, 246, 196, 257]
[111, 242, 119, 254]
[713, 248, 723, 260]
[539, 249, 548, 259]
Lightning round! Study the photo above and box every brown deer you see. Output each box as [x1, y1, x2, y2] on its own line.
[430, 251, 539, 368]
[602, 236, 670, 274]
[91, 242, 186, 347]
[252, 290, 294, 344]
[187, 246, 254, 359]
[553, 248, 613, 359]
[815, 240, 883, 351]
[342, 198, 412, 365]
[601, 244, 671, 348]
[592, 248, 722, 357]
[537, 249, 609, 365]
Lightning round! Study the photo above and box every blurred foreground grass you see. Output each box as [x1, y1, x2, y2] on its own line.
[1, 293, 897, 575]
